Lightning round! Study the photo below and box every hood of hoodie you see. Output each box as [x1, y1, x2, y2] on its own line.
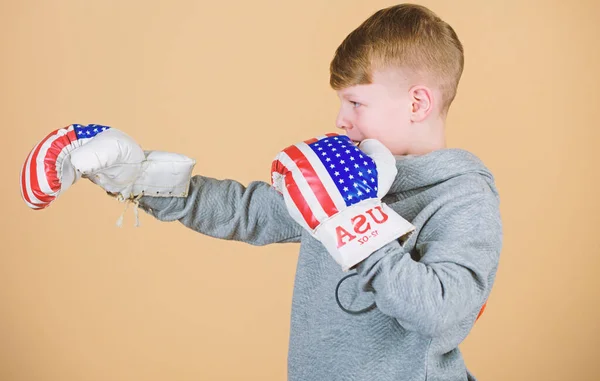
[389, 148, 499, 197]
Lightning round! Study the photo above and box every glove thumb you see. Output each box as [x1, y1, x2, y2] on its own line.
[70, 128, 145, 177]
[357, 139, 397, 198]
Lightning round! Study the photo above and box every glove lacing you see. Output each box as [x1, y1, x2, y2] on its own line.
[115, 193, 143, 227]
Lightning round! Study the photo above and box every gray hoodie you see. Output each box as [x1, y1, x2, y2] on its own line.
[137, 147, 503, 381]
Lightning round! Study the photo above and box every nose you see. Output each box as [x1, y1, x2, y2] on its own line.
[335, 109, 351, 131]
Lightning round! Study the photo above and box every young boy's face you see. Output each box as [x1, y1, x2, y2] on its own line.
[335, 68, 421, 156]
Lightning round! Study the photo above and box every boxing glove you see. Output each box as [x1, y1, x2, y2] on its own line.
[271, 133, 415, 271]
[20, 123, 195, 218]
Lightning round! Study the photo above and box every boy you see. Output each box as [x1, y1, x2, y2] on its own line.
[136, 4, 503, 380]
[25, 3, 500, 380]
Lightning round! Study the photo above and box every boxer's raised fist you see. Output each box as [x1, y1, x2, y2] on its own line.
[271, 133, 415, 271]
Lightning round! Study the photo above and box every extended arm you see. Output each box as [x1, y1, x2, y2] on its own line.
[138, 175, 304, 246]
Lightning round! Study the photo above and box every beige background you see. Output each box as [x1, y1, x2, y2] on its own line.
[1, 0, 599, 380]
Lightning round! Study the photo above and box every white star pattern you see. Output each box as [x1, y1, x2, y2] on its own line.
[308, 135, 379, 206]
[74, 124, 109, 139]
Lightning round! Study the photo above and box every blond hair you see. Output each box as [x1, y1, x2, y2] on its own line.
[329, 4, 464, 115]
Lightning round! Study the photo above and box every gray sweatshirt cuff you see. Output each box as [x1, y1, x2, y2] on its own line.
[355, 239, 403, 284]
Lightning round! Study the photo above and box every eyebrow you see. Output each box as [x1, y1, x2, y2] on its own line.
[341, 92, 362, 99]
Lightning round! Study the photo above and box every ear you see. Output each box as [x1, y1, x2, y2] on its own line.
[409, 85, 434, 122]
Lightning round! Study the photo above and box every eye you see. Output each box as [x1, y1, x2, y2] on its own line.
[350, 101, 361, 108]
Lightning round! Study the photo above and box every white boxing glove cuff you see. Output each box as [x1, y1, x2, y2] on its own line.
[131, 151, 196, 198]
[314, 198, 415, 272]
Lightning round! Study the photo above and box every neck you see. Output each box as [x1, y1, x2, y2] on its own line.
[402, 117, 446, 156]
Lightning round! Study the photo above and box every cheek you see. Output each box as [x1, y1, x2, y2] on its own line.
[353, 112, 374, 137]
[386, 103, 409, 122]
[360, 109, 396, 135]
[355, 103, 404, 138]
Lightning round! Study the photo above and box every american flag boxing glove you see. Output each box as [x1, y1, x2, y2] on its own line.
[20, 124, 196, 216]
[20, 124, 126, 210]
[271, 133, 415, 271]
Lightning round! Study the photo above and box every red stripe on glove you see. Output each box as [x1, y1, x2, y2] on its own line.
[283, 144, 339, 219]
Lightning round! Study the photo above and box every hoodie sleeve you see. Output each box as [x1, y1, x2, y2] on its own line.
[355, 190, 503, 338]
[137, 175, 303, 245]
